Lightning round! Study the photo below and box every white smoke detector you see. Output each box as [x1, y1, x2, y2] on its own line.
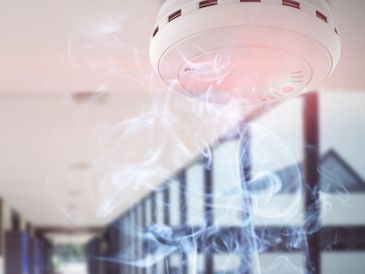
[150, 0, 341, 104]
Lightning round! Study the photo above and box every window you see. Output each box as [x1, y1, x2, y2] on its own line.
[186, 162, 205, 226]
[213, 139, 242, 226]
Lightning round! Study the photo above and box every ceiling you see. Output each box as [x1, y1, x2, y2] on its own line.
[0, 0, 364, 242]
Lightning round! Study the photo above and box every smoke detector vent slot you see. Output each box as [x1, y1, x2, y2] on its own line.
[153, 27, 159, 37]
[316, 11, 328, 23]
[199, 0, 218, 9]
[168, 10, 182, 22]
[283, 0, 300, 9]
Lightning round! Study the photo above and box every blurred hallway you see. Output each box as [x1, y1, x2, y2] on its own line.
[0, 0, 365, 274]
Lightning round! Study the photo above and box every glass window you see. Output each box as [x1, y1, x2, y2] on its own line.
[322, 252, 365, 274]
[252, 98, 304, 172]
[145, 198, 152, 226]
[320, 193, 365, 225]
[156, 260, 164, 274]
[213, 139, 242, 226]
[135, 205, 143, 272]
[150, 189, 168, 274]
[214, 254, 241, 273]
[169, 254, 183, 274]
[169, 178, 181, 226]
[155, 189, 164, 225]
[187, 254, 204, 274]
[251, 98, 304, 226]
[320, 93, 365, 225]
[320, 93, 365, 184]
[253, 253, 305, 274]
[186, 162, 205, 226]
[129, 212, 136, 265]
[88, 93, 365, 274]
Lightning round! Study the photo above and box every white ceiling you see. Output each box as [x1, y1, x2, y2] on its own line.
[0, 0, 364, 239]
[0, 90, 250, 228]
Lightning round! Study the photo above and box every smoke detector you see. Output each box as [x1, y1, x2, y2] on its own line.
[150, 0, 341, 104]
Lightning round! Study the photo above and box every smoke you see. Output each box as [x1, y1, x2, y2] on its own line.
[61, 13, 347, 274]
[89, 122, 324, 274]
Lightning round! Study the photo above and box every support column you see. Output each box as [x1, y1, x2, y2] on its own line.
[119, 216, 126, 274]
[179, 171, 188, 274]
[33, 236, 42, 274]
[204, 155, 214, 274]
[107, 224, 120, 274]
[5, 211, 29, 274]
[163, 185, 170, 274]
[141, 201, 147, 274]
[103, 226, 119, 274]
[303, 92, 321, 274]
[151, 193, 157, 274]
[46, 240, 54, 274]
[133, 207, 139, 274]
[26, 223, 35, 274]
[86, 237, 103, 274]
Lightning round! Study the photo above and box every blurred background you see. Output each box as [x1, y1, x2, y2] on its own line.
[0, 0, 364, 274]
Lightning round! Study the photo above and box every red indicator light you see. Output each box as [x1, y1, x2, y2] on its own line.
[282, 86, 295, 93]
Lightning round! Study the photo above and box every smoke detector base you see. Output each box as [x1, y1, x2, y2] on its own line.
[150, 0, 341, 104]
